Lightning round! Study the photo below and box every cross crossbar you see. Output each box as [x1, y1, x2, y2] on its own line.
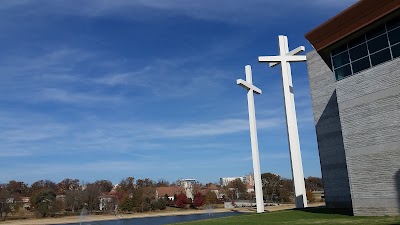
[269, 46, 305, 67]
[237, 79, 262, 94]
[258, 55, 306, 63]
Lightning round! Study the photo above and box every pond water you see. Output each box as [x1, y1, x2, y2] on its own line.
[56, 212, 243, 225]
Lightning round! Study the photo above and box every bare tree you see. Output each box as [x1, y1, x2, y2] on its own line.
[0, 187, 14, 221]
[82, 184, 100, 213]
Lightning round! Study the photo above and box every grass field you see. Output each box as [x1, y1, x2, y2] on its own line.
[172, 208, 400, 225]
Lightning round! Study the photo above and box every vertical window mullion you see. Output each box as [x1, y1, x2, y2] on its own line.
[347, 44, 353, 76]
[385, 24, 394, 60]
[365, 34, 373, 68]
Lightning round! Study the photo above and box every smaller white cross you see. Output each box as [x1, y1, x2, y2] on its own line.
[236, 65, 264, 213]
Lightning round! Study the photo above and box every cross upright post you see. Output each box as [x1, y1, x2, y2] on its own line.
[237, 65, 264, 213]
[258, 35, 308, 208]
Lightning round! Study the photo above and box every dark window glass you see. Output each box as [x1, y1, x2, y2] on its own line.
[387, 16, 400, 31]
[335, 65, 352, 80]
[332, 51, 349, 68]
[388, 27, 400, 45]
[391, 43, 400, 58]
[366, 24, 386, 40]
[349, 43, 368, 61]
[331, 44, 347, 55]
[351, 57, 370, 74]
[367, 35, 389, 53]
[348, 35, 366, 48]
[370, 48, 392, 66]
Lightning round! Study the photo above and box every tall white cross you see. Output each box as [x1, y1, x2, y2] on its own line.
[237, 65, 264, 213]
[258, 35, 308, 208]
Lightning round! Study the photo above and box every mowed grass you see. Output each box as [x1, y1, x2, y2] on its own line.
[171, 208, 400, 225]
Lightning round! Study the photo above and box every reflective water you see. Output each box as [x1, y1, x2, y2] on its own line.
[56, 212, 242, 225]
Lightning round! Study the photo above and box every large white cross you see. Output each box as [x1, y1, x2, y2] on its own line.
[258, 35, 308, 208]
[237, 65, 264, 213]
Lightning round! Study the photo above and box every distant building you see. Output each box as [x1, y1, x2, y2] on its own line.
[155, 186, 185, 201]
[178, 179, 197, 199]
[245, 174, 255, 186]
[220, 175, 250, 187]
[305, 0, 400, 216]
[220, 177, 245, 186]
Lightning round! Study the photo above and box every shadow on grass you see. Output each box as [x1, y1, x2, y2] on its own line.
[293, 206, 353, 216]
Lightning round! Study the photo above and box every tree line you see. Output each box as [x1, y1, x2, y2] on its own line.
[0, 175, 323, 220]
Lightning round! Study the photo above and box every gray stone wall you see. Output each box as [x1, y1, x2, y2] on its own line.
[306, 51, 353, 209]
[307, 50, 400, 216]
[336, 57, 400, 216]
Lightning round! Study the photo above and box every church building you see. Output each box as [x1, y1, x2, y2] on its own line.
[305, 0, 400, 215]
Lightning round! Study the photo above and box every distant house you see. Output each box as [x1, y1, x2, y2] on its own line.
[20, 197, 30, 210]
[99, 195, 117, 211]
[155, 186, 185, 201]
[246, 184, 254, 193]
[6, 197, 31, 211]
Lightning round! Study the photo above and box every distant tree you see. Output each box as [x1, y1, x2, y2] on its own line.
[5, 180, 29, 196]
[119, 195, 134, 212]
[156, 179, 170, 187]
[175, 193, 187, 209]
[193, 192, 205, 208]
[261, 173, 281, 202]
[94, 180, 113, 193]
[204, 191, 218, 204]
[306, 189, 315, 202]
[136, 178, 154, 188]
[118, 177, 135, 194]
[277, 178, 294, 203]
[31, 189, 56, 217]
[305, 177, 323, 191]
[31, 180, 57, 194]
[57, 178, 80, 194]
[64, 189, 83, 212]
[130, 186, 156, 212]
[0, 187, 16, 221]
[152, 198, 166, 210]
[229, 179, 248, 200]
[191, 183, 202, 198]
[82, 183, 100, 213]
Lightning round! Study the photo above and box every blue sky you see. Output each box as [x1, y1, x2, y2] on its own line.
[0, 0, 357, 185]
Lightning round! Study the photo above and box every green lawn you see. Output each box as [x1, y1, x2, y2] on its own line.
[171, 208, 400, 225]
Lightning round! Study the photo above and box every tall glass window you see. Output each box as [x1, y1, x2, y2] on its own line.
[331, 16, 400, 81]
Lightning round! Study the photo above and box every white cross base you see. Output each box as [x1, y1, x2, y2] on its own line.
[259, 35, 308, 208]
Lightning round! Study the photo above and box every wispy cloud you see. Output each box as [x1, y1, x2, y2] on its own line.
[0, 151, 32, 157]
[0, 0, 358, 25]
[0, 112, 69, 143]
[36, 88, 123, 104]
[151, 117, 282, 138]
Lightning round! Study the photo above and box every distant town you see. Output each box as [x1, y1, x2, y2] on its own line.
[0, 173, 323, 221]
